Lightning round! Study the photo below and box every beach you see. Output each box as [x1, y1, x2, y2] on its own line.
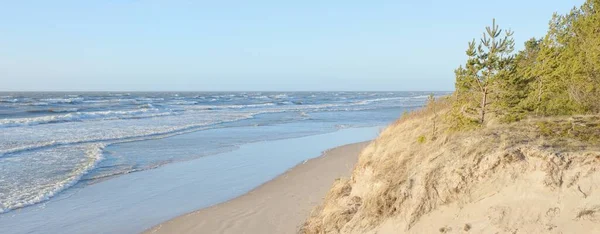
[3, 1, 595, 233]
[0, 92, 433, 234]
[146, 142, 368, 234]
[0, 125, 382, 234]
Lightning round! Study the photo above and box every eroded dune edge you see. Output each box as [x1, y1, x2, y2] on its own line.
[302, 100, 600, 234]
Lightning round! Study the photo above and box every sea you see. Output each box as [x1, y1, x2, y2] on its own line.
[0, 91, 447, 232]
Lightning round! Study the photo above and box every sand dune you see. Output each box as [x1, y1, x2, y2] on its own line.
[302, 101, 600, 234]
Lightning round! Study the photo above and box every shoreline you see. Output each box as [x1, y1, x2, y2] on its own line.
[144, 141, 369, 234]
[0, 126, 380, 234]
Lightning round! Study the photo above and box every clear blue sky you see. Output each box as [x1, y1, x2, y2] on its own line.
[0, 0, 583, 91]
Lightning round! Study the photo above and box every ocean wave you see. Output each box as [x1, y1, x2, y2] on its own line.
[0, 141, 59, 158]
[351, 95, 432, 106]
[27, 102, 50, 106]
[136, 97, 164, 102]
[245, 103, 276, 108]
[138, 103, 154, 109]
[169, 100, 198, 105]
[0, 92, 434, 214]
[51, 108, 80, 113]
[80, 167, 142, 183]
[81, 160, 173, 184]
[299, 112, 310, 117]
[0, 143, 105, 214]
[190, 103, 276, 110]
[82, 98, 137, 104]
[0, 98, 19, 103]
[269, 94, 288, 99]
[335, 124, 352, 129]
[277, 101, 294, 105]
[0, 112, 255, 157]
[27, 108, 80, 113]
[0, 108, 174, 128]
[109, 93, 131, 97]
[40, 98, 84, 104]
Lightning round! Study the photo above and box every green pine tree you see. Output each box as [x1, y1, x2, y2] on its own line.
[454, 19, 515, 124]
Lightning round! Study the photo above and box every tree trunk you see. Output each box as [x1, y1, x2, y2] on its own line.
[480, 90, 487, 124]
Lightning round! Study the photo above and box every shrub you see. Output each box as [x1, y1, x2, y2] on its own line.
[417, 135, 426, 144]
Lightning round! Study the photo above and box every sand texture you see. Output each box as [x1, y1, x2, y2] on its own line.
[302, 101, 600, 234]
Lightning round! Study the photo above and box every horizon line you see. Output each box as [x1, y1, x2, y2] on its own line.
[0, 90, 454, 93]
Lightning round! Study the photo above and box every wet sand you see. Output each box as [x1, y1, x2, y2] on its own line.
[145, 141, 368, 234]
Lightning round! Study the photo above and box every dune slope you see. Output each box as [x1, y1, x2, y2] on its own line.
[302, 102, 600, 234]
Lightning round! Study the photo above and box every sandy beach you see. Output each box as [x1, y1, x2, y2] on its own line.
[144, 141, 368, 234]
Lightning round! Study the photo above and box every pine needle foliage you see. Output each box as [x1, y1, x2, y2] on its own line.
[450, 0, 600, 129]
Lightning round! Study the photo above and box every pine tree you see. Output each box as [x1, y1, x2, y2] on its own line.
[449, 0, 599, 130]
[495, 38, 541, 122]
[522, 0, 599, 116]
[455, 19, 515, 124]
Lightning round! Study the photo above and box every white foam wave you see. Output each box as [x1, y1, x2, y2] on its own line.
[109, 93, 131, 97]
[0, 108, 174, 128]
[0, 112, 255, 157]
[28, 102, 50, 106]
[0, 99, 19, 103]
[269, 94, 288, 99]
[136, 97, 164, 102]
[245, 103, 276, 108]
[0, 141, 58, 157]
[169, 100, 198, 105]
[50, 108, 80, 113]
[354, 96, 412, 105]
[190, 103, 276, 110]
[335, 124, 352, 129]
[0, 143, 105, 214]
[83, 98, 137, 104]
[40, 98, 84, 104]
[138, 104, 154, 109]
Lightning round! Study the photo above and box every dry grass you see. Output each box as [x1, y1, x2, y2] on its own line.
[534, 115, 600, 144]
[300, 98, 600, 234]
[575, 206, 600, 220]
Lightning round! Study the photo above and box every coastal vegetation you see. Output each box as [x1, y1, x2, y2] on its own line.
[452, 0, 600, 127]
[302, 0, 600, 233]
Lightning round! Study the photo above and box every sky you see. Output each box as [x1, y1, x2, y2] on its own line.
[0, 0, 585, 91]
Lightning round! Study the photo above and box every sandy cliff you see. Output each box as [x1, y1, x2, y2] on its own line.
[303, 101, 600, 234]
